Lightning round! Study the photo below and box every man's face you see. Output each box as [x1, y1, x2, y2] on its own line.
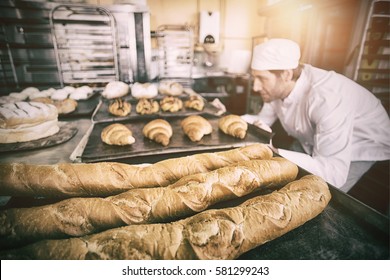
[251, 69, 288, 103]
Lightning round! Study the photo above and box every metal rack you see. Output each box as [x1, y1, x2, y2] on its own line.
[353, 0, 389, 112]
[157, 25, 194, 86]
[50, 4, 119, 87]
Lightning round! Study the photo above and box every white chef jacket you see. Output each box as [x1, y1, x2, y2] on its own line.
[248, 64, 390, 188]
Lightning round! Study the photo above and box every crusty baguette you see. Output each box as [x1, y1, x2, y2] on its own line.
[0, 175, 331, 260]
[0, 158, 297, 247]
[0, 143, 272, 197]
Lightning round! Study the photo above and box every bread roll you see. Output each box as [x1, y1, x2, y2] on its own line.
[135, 98, 159, 115]
[142, 119, 172, 146]
[0, 144, 272, 197]
[0, 175, 330, 260]
[0, 158, 298, 247]
[108, 99, 131, 117]
[159, 80, 183, 96]
[101, 123, 135, 146]
[101, 81, 129, 99]
[181, 115, 212, 142]
[160, 96, 183, 112]
[131, 82, 158, 99]
[219, 114, 248, 139]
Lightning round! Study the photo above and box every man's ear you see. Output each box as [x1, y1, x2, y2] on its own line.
[282, 69, 293, 81]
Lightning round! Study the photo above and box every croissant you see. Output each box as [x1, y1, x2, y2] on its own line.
[160, 96, 183, 112]
[101, 123, 135, 146]
[108, 99, 131, 117]
[181, 115, 212, 142]
[218, 114, 248, 139]
[184, 94, 205, 111]
[142, 119, 172, 146]
[135, 98, 159, 115]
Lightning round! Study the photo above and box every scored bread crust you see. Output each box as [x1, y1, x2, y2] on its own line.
[0, 101, 58, 129]
[0, 143, 273, 197]
[0, 158, 298, 247]
[0, 175, 331, 260]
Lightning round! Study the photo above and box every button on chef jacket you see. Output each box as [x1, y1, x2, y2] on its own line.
[258, 64, 390, 188]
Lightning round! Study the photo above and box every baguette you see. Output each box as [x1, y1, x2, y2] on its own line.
[0, 143, 272, 197]
[0, 158, 297, 247]
[0, 175, 331, 260]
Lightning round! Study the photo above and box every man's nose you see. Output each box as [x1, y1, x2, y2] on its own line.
[253, 78, 262, 92]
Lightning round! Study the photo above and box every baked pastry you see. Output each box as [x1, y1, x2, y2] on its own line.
[0, 158, 298, 246]
[142, 119, 172, 146]
[159, 80, 184, 96]
[181, 115, 212, 142]
[160, 96, 183, 112]
[54, 98, 78, 115]
[101, 123, 135, 146]
[0, 101, 59, 143]
[184, 94, 205, 111]
[131, 82, 158, 99]
[101, 81, 129, 99]
[218, 114, 248, 139]
[0, 175, 331, 260]
[108, 99, 131, 117]
[0, 143, 272, 197]
[135, 98, 159, 115]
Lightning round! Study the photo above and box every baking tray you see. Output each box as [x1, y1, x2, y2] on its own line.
[80, 116, 273, 163]
[91, 95, 221, 123]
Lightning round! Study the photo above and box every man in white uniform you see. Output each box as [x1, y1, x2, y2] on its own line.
[242, 38, 390, 192]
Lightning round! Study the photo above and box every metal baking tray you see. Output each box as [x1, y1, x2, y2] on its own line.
[91, 95, 222, 123]
[81, 115, 272, 163]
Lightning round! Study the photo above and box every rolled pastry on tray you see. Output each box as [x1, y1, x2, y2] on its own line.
[0, 143, 273, 197]
[0, 158, 298, 247]
[0, 175, 331, 260]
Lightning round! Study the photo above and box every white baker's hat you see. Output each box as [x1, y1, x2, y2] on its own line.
[251, 38, 301, 71]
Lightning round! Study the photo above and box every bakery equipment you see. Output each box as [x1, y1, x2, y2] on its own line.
[50, 4, 120, 87]
[156, 25, 194, 88]
[0, 0, 152, 94]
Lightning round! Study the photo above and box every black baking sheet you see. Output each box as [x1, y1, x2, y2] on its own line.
[81, 116, 272, 162]
[92, 95, 221, 123]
